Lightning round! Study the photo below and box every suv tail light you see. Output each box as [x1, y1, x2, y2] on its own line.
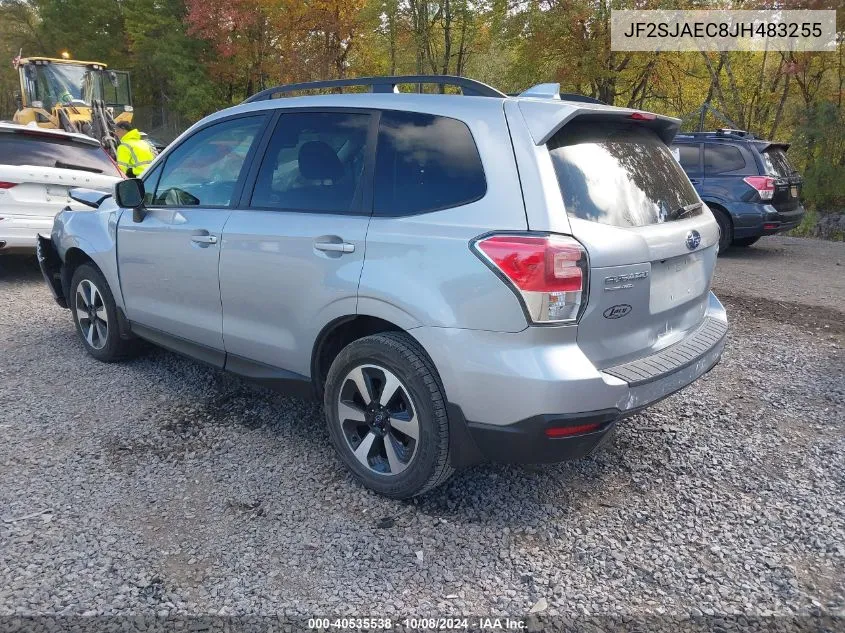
[743, 176, 775, 200]
[0, 182, 18, 189]
[473, 233, 588, 324]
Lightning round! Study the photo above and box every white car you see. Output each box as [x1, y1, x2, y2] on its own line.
[0, 123, 122, 253]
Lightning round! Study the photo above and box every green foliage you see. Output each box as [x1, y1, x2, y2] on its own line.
[0, 0, 842, 182]
[789, 102, 845, 211]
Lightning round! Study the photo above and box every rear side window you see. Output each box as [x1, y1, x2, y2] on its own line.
[761, 147, 797, 178]
[0, 133, 119, 176]
[704, 144, 746, 176]
[250, 111, 371, 213]
[374, 111, 486, 216]
[672, 143, 702, 177]
[548, 122, 700, 228]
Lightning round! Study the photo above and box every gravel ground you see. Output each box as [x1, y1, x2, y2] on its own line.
[0, 237, 843, 628]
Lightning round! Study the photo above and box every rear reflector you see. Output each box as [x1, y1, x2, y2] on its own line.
[545, 423, 602, 438]
[763, 223, 779, 231]
[743, 176, 776, 200]
[473, 233, 588, 323]
[0, 182, 18, 189]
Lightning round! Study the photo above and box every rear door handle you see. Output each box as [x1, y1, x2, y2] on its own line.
[191, 234, 218, 244]
[314, 241, 355, 253]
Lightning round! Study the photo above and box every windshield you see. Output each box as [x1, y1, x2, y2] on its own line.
[23, 63, 103, 109]
[548, 122, 701, 228]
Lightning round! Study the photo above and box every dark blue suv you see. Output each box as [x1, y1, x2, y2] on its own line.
[671, 129, 805, 252]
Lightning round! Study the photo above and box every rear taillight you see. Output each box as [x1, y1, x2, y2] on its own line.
[743, 176, 775, 200]
[0, 182, 18, 189]
[630, 111, 656, 121]
[473, 233, 588, 324]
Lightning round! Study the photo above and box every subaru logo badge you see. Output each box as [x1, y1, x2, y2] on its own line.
[685, 230, 701, 250]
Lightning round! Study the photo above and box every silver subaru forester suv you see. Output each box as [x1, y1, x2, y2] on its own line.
[37, 76, 727, 499]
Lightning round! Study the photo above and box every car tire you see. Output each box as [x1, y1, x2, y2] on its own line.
[712, 208, 733, 254]
[323, 331, 454, 499]
[732, 237, 760, 247]
[70, 263, 138, 362]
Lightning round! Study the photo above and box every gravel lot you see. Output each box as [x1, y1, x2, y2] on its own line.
[1, 236, 843, 627]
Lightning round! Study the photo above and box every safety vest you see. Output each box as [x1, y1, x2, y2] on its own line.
[116, 129, 155, 176]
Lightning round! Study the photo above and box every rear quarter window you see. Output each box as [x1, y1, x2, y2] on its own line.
[0, 133, 119, 175]
[373, 111, 486, 216]
[548, 122, 700, 228]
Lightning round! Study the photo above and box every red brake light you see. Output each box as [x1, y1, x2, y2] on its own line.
[474, 234, 588, 323]
[630, 112, 656, 121]
[545, 423, 602, 438]
[743, 176, 776, 200]
[476, 235, 583, 292]
[0, 182, 18, 189]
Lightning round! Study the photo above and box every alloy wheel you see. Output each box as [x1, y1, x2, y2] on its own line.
[75, 279, 109, 350]
[337, 364, 420, 476]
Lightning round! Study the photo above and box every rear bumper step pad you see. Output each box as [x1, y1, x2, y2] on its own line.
[603, 317, 728, 387]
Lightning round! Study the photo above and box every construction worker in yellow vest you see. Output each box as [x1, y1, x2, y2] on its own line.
[114, 121, 155, 177]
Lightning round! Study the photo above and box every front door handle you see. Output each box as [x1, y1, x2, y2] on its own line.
[191, 234, 218, 244]
[315, 241, 354, 253]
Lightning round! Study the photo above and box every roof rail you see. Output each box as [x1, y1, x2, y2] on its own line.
[244, 75, 506, 103]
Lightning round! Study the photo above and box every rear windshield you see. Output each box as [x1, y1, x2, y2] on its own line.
[761, 147, 797, 178]
[548, 123, 701, 228]
[0, 133, 119, 175]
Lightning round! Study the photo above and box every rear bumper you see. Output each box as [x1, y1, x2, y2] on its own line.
[414, 293, 728, 467]
[731, 202, 804, 239]
[0, 215, 54, 253]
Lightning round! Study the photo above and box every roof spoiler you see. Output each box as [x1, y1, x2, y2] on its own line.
[754, 140, 791, 152]
[517, 99, 681, 146]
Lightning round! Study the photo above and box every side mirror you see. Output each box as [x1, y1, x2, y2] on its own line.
[114, 178, 146, 222]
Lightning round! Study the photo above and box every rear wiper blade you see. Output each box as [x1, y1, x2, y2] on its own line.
[54, 161, 103, 174]
[675, 202, 702, 218]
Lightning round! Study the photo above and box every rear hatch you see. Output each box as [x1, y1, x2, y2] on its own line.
[521, 109, 718, 369]
[0, 128, 121, 218]
[755, 142, 802, 213]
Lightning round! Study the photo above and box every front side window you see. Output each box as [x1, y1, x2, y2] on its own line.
[250, 111, 371, 213]
[374, 111, 486, 216]
[549, 122, 701, 228]
[151, 115, 265, 207]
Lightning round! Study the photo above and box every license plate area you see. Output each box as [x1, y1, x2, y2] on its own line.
[649, 252, 707, 313]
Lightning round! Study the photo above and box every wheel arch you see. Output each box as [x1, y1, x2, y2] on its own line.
[63, 248, 132, 340]
[704, 201, 734, 245]
[311, 315, 405, 397]
[61, 247, 97, 299]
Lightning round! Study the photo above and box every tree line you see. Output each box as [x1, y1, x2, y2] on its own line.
[0, 0, 842, 210]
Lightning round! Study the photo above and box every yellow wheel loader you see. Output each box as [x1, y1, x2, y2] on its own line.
[12, 55, 134, 157]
